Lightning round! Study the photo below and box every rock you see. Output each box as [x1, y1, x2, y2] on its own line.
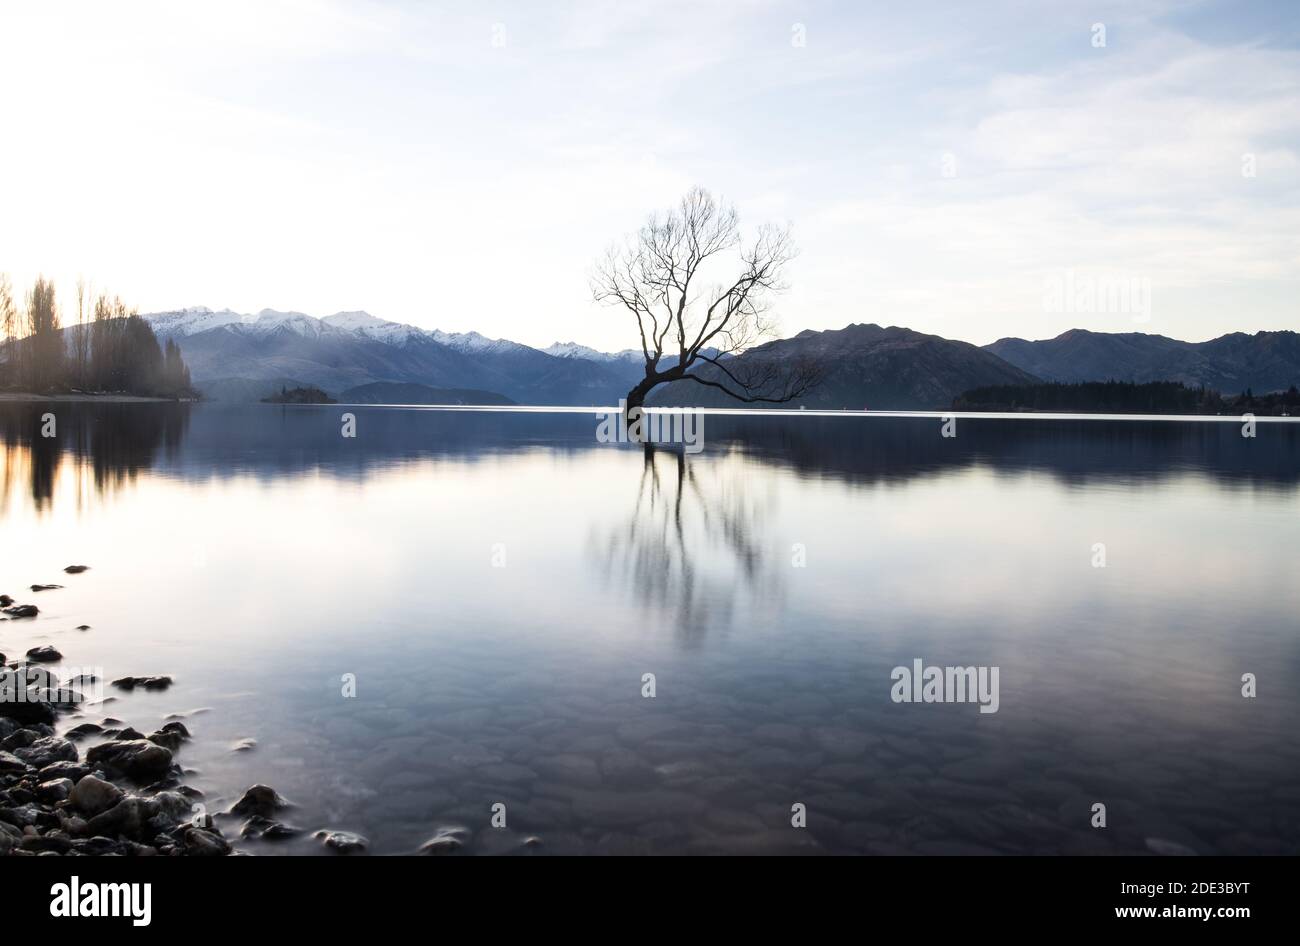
[316, 830, 368, 855]
[14, 736, 78, 769]
[111, 676, 173, 691]
[419, 825, 468, 855]
[38, 761, 88, 783]
[183, 827, 231, 857]
[2, 728, 40, 750]
[0, 594, 11, 606]
[24, 646, 61, 663]
[2, 604, 38, 618]
[86, 739, 173, 781]
[75, 625, 90, 631]
[240, 815, 300, 840]
[0, 751, 31, 776]
[65, 722, 103, 740]
[22, 833, 73, 853]
[1145, 837, 1198, 856]
[71, 836, 127, 855]
[63, 565, 90, 574]
[87, 797, 144, 838]
[147, 729, 184, 751]
[69, 774, 125, 816]
[0, 695, 55, 726]
[229, 784, 289, 818]
[36, 778, 73, 802]
[115, 727, 146, 741]
[30, 584, 63, 592]
[231, 737, 256, 752]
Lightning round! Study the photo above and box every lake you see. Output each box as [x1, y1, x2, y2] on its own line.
[1, 403, 1297, 855]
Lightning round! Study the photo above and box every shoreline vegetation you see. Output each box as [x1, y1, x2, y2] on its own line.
[0, 274, 196, 401]
[262, 385, 336, 404]
[952, 380, 1299, 416]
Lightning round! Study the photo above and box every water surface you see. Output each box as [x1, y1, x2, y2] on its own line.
[1, 404, 1297, 854]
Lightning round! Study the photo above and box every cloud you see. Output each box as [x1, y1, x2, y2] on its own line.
[0, 0, 1294, 350]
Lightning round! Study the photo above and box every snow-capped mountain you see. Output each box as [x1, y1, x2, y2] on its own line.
[143, 307, 254, 337]
[142, 307, 646, 404]
[545, 341, 643, 363]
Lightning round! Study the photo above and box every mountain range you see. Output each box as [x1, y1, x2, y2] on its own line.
[986, 329, 1300, 395]
[143, 308, 1300, 410]
[146, 308, 644, 405]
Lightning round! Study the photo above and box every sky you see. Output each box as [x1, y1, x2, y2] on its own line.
[0, 0, 1296, 352]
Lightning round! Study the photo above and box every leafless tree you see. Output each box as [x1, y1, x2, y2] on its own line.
[24, 276, 61, 392]
[591, 187, 820, 417]
[74, 278, 91, 390]
[0, 274, 15, 383]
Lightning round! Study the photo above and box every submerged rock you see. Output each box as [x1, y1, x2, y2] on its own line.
[63, 565, 90, 574]
[229, 784, 289, 818]
[183, 827, 231, 856]
[3, 604, 39, 618]
[240, 815, 300, 840]
[316, 830, 368, 855]
[25, 646, 61, 663]
[1145, 837, 1198, 856]
[147, 729, 186, 752]
[110, 675, 173, 691]
[419, 825, 469, 855]
[30, 584, 64, 592]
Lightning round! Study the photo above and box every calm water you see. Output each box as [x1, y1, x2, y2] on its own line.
[1, 403, 1298, 855]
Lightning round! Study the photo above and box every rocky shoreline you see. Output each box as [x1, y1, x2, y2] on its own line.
[1, 569, 367, 857]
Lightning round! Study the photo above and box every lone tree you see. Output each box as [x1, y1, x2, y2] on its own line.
[592, 187, 819, 417]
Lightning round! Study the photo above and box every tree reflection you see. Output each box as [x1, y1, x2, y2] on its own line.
[0, 403, 190, 512]
[590, 444, 784, 647]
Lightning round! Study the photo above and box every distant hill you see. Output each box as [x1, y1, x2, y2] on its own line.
[649, 324, 1040, 410]
[985, 329, 1300, 395]
[339, 381, 514, 405]
[196, 376, 314, 402]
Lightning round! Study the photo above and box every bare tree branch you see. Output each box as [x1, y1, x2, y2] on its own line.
[590, 187, 815, 413]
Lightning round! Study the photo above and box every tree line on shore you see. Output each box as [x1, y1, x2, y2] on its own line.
[953, 380, 1300, 415]
[0, 274, 194, 398]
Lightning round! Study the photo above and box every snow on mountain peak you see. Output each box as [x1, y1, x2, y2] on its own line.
[144, 306, 633, 362]
[144, 307, 253, 336]
[321, 311, 383, 329]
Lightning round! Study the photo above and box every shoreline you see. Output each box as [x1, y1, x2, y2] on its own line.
[0, 393, 178, 403]
[1, 574, 362, 857]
